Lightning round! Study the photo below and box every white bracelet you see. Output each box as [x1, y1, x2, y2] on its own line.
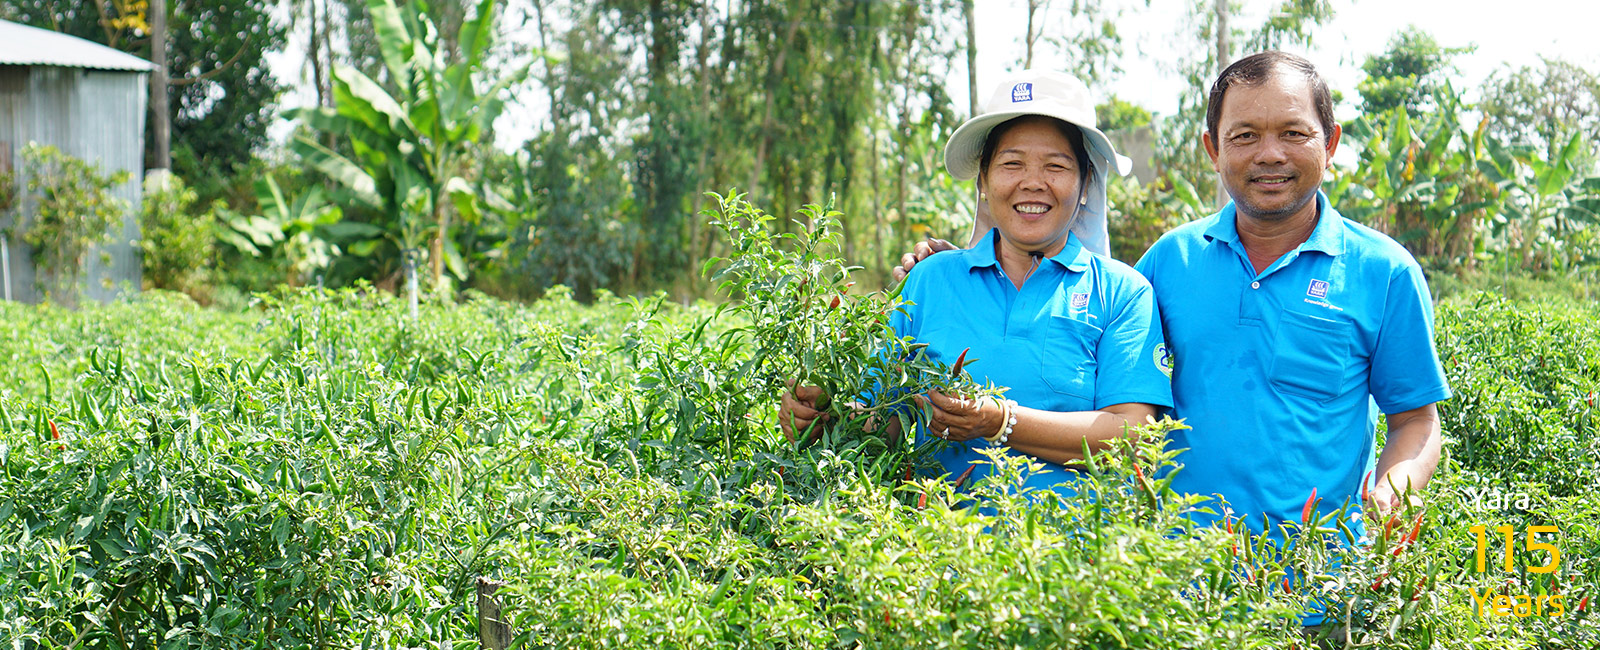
[985, 398, 1018, 445]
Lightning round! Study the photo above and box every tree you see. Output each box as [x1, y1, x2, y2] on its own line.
[293, 0, 524, 315]
[1355, 26, 1470, 117]
[1479, 57, 1600, 170]
[1151, 0, 1338, 210]
[0, 0, 286, 193]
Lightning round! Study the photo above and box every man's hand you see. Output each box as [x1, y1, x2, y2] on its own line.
[891, 238, 958, 282]
[779, 380, 831, 442]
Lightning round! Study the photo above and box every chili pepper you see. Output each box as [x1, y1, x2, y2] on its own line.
[1283, 578, 1291, 595]
[1301, 487, 1318, 525]
[953, 465, 976, 490]
[1133, 464, 1145, 481]
[1226, 518, 1237, 557]
[1360, 469, 1373, 504]
[828, 295, 841, 310]
[49, 419, 60, 440]
[1578, 596, 1588, 611]
[950, 348, 970, 378]
[1371, 571, 1389, 591]
[917, 490, 927, 510]
[1402, 513, 1424, 545]
[883, 610, 890, 625]
[902, 464, 913, 482]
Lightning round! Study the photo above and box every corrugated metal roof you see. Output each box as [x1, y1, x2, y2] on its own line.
[0, 19, 155, 72]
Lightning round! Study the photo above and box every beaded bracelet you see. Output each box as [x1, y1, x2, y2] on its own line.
[984, 398, 1018, 445]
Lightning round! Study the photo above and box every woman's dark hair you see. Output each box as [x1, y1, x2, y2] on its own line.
[977, 115, 1093, 189]
[1206, 51, 1335, 139]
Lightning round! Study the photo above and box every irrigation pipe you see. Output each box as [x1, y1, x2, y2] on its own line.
[1, 236, 10, 302]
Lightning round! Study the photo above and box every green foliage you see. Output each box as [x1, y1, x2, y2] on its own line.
[1096, 95, 1154, 133]
[0, 0, 287, 182]
[1356, 26, 1473, 117]
[1479, 57, 1600, 171]
[9, 144, 132, 305]
[292, 0, 526, 295]
[137, 173, 214, 298]
[215, 176, 384, 288]
[1327, 83, 1498, 267]
[1477, 133, 1600, 273]
[1434, 294, 1600, 497]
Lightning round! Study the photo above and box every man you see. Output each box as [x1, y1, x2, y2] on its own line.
[899, 51, 1450, 546]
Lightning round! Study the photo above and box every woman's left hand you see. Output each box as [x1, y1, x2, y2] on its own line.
[917, 389, 1001, 442]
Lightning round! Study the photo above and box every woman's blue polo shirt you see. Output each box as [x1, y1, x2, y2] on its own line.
[892, 228, 1174, 498]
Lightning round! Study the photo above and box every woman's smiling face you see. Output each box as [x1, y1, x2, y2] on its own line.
[980, 116, 1085, 259]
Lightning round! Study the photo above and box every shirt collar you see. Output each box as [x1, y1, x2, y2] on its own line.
[1202, 190, 1345, 256]
[964, 228, 1094, 272]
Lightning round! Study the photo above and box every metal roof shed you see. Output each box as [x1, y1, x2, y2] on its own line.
[0, 19, 154, 304]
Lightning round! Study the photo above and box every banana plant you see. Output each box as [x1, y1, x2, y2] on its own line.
[1478, 131, 1600, 271]
[1328, 83, 1499, 266]
[217, 176, 382, 286]
[289, 0, 526, 316]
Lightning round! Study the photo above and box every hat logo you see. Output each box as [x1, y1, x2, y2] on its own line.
[1011, 82, 1034, 103]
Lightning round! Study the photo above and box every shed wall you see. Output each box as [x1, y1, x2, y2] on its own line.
[0, 65, 147, 304]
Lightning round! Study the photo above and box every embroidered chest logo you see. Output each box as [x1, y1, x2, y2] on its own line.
[1070, 292, 1090, 309]
[1012, 82, 1034, 103]
[1306, 279, 1329, 298]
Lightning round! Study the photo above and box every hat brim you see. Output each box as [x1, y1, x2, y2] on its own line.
[943, 110, 1133, 182]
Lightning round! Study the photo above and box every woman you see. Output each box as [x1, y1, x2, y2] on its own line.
[780, 69, 1172, 498]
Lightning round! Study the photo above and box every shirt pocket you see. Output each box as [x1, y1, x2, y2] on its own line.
[1040, 315, 1101, 401]
[1270, 311, 1353, 401]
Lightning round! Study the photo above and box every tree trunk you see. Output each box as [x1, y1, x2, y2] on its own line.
[748, 0, 806, 198]
[964, 0, 978, 117]
[1209, 0, 1222, 208]
[150, 0, 171, 170]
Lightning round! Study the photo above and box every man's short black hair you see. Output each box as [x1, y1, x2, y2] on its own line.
[1205, 51, 1335, 140]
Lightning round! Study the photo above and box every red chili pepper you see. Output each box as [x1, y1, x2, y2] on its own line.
[883, 610, 891, 625]
[1360, 470, 1373, 504]
[49, 419, 60, 440]
[1226, 518, 1237, 556]
[1133, 464, 1145, 481]
[828, 295, 841, 310]
[1371, 573, 1387, 591]
[1301, 487, 1318, 525]
[950, 348, 970, 378]
[953, 465, 976, 490]
[1578, 596, 1589, 611]
[902, 464, 913, 482]
[1402, 513, 1424, 545]
[917, 491, 927, 510]
[1283, 578, 1292, 595]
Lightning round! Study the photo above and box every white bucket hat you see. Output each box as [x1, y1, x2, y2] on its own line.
[945, 69, 1132, 256]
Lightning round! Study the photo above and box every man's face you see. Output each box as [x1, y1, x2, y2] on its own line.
[1203, 71, 1340, 224]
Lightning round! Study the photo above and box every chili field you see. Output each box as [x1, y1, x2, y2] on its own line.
[2, 198, 1598, 648]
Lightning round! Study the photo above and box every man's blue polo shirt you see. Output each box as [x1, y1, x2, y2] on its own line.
[1134, 192, 1451, 541]
[894, 228, 1173, 498]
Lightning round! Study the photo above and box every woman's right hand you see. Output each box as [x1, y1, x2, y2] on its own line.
[779, 379, 831, 442]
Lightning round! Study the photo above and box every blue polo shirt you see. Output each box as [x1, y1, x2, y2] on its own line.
[894, 228, 1173, 498]
[1134, 192, 1451, 543]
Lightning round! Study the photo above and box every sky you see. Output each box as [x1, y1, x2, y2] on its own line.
[265, 0, 1600, 150]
